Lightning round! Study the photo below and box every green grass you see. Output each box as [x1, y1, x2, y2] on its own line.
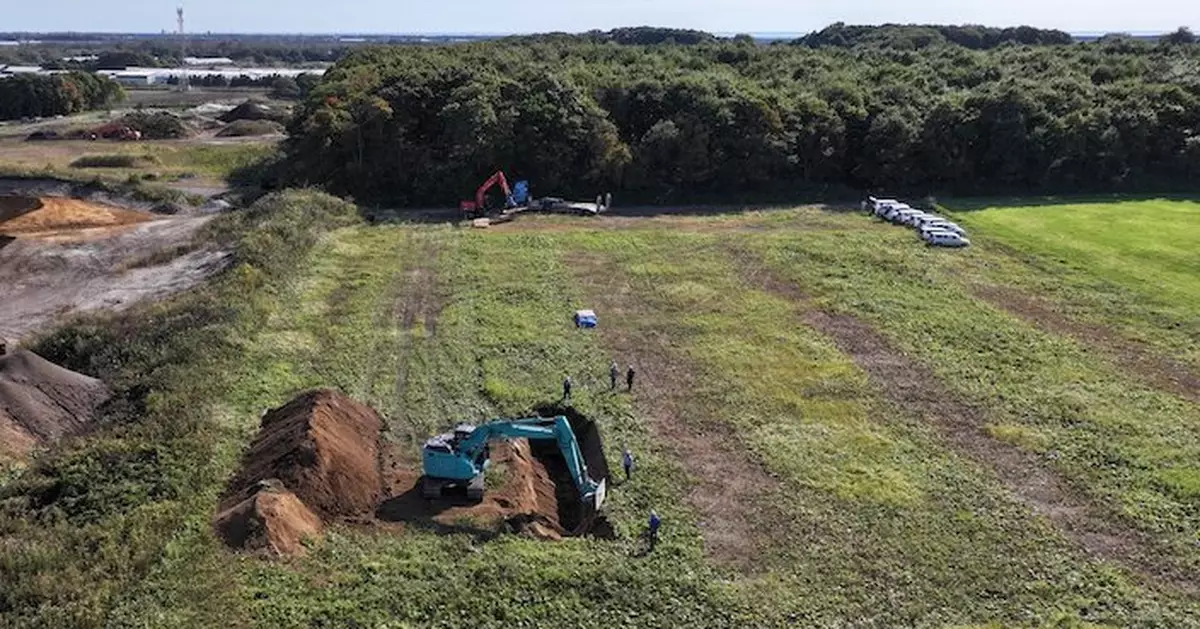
[944, 198, 1200, 367]
[2, 202, 1199, 628]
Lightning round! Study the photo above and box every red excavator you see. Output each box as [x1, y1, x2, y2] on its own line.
[460, 171, 527, 219]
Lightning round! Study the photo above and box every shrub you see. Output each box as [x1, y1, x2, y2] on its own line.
[70, 154, 160, 169]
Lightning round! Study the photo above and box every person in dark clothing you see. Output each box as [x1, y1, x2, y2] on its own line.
[626, 365, 636, 392]
[648, 510, 661, 550]
[622, 448, 634, 481]
[563, 375, 573, 402]
[609, 360, 619, 390]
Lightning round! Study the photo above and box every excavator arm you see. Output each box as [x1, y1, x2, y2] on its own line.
[475, 171, 514, 212]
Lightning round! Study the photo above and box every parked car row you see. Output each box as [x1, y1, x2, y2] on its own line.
[864, 197, 971, 247]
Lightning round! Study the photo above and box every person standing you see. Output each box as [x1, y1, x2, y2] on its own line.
[609, 360, 619, 390]
[563, 375, 573, 402]
[626, 365, 636, 392]
[648, 510, 661, 550]
[622, 448, 635, 481]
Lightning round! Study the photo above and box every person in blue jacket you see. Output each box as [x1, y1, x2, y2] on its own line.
[622, 448, 635, 481]
[648, 510, 661, 550]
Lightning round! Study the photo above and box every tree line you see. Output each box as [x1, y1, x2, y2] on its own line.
[0, 72, 124, 120]
[275, 27, 1200, 205]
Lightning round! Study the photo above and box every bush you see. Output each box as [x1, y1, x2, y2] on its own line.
[118, 111, 190, 140]
[215, 119, 284, 137]
[70, 154, 160, 169]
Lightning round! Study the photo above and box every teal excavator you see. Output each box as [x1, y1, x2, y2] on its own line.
[421, 416, 607, 512]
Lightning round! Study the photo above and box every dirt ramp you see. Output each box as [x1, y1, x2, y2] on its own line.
[0, 349, 111, 458]
[214, 480, 323, 557]
[221, 389, 383, 519]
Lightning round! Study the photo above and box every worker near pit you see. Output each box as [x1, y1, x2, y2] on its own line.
[622, 448, 635, 481]
[563, 375, 573, 402]
[626, 365, 636, 392]
[648, 510, 662, 550]
[609, 360, 619, 390]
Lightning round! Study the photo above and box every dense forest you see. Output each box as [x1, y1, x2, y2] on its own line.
[0, 72, 124, 120]
[281, 26, 1200, 205]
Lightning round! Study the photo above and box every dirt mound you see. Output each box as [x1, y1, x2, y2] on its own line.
[214, 480, 323, 557]
[0, 349, 110, 458]
[220, 389, 382, 520]
[219, 100, 286, 124]
[0, 196, 154, 236]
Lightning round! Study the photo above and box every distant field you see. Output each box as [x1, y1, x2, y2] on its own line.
[948, 198, 1200, 311]
[0, 138, 276, 188]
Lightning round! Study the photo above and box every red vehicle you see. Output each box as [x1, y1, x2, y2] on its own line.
[460, 171, 518, 218]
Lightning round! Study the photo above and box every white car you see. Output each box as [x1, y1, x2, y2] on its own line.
[920, 220, 966, 236]
[911, 214, 947, 229]
[923, 230, 971, 247]
[900, 212, 936, 227]
[867, 197, 900, 213]
[887, 208, 922, 224]
[876, 202, 909, 218]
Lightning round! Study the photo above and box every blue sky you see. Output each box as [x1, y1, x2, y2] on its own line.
[6, 0, 1197, 34]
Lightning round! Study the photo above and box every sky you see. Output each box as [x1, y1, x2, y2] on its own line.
[4, 0, 1197, 35]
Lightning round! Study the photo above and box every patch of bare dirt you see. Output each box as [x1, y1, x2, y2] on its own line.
[0, 348, 110, 459]
[0, 196, 154, 236]
[974, 283, 1200, 404]
[569, 252, 782, 570]
[0, 213, 225, 344]
[730, 249, 1198, 595]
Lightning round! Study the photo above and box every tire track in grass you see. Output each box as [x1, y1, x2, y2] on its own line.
[972, 283, 1200, 405]
[730, 242, 1200, 597]
[567, 249, 783, 571]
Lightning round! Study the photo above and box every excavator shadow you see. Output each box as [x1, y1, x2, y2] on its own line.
[375, 485, 509, 542]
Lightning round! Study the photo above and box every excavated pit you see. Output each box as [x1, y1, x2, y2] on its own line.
[376, 405, 615, 540]
[531, 404, 615, 538]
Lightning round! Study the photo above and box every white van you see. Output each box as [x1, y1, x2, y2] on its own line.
[920, 220, 966, 236]
[924, 230, 970, 247]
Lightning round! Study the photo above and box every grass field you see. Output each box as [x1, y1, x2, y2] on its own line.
[3, 196, 1200, 627]
[0, 139, 276, 187]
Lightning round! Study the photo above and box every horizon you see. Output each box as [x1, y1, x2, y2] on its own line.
[0, 26, 1186, 39]
[4, 0, 1197, 36]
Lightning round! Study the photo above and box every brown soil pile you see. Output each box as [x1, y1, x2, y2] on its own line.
[213, 479, 324, 557]
[379, 439, 566, 540]
[0, 196, 154, 236]
[217, 389, 382, 555]
[220, 389, 383, 519]
[0, 349, 111, 458]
